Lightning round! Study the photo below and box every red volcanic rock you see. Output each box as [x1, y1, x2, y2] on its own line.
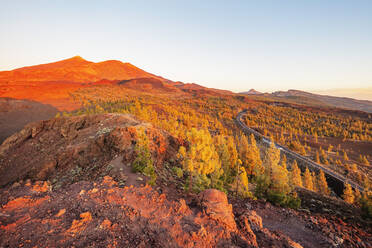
[199, 189, 237, 230]
[241, 210, 263, 232]
[0, 179, 311, 248]
[0, 114, 180, 187]
[0, 178, 260, 248]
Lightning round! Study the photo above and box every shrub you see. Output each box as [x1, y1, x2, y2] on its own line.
[132, 129, 157, 186]
[360, 193, 372, 219]
[172, 167, 184, 178]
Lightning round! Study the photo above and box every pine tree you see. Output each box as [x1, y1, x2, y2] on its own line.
[303, 167, 314, 191]
[273, 158, 290, 194]
[317, 170, 330, 195]
[249, 134, 263, 176]
[264, 141, 281, 182]
[359, 155, 370, 165]
[215, 135, 234, 186]
[259, 141, 291, 203]
[315, 151, 320, 163]
[354, 188, 361, 203]
[281, 154, 287, 168]
[240, 166, 249, 191]
[178, 128, 221, 191]
[279, 131, 285, 144]
[290, 160, 303, 188]
[343, 151, 349, 161]
[235, 166, 250, 197]
[343, 183, 355, 204]
[311, 171, 318, 192]
[239, 134, 262, 176]
[227, 136, 239, 168]
[132, 128, 157, 185]
[327, 145, 333, 153]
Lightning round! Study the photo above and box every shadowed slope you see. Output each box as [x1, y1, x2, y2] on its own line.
[0, 98, 58, 144]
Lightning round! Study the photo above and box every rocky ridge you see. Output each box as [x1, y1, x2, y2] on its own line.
[0, 113, 180, 188]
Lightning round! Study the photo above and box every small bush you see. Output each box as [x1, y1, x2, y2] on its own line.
[131, 129, 157, 186]
[192, 174, 211, 193]
[360, 194, 372, 219]
[172, 167, 184, 178]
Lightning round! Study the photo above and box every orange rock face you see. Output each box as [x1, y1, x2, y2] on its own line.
[0, 178, 260, 247]
[67, 212, 93, 234]
[199, 189, 237, 230]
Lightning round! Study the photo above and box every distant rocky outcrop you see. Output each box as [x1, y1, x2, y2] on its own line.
[240, 89, 263, 95]
[272, 89, 372, 113]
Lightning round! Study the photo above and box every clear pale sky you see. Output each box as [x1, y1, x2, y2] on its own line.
[1, 0, 371, 93]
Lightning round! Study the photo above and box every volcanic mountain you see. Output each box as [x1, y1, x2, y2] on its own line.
[0, 57, 183, 143]
[0, 56, 165, 83]
[0, 56, 182, 109]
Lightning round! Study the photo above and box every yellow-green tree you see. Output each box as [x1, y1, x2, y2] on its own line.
[132, 128, 157, 185]
[342, 183, 354, 204]
[315, 151, 320, 163]
[271, 155, 290, 194]
[235, 165, 251, 197]
[281, 154, 287, 168]
[239, 134, 262, 176]
[227, 136, 239, 168]
[256, 141, 291, 205]
[312, 171, 318, 192]
[354, 188, 361, 203]
[178, 128, 221, 191]
[214, 135, 234, 187]
[317, 170, 330, 195]
[290, 160, 303, 188]
[359, 155, 370, 165]
[240, 166, 249, 192]
[343, 151, 349, 161]
[303, 168, 314, 191]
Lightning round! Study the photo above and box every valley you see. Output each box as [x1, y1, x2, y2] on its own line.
[0, 57, 371, 247]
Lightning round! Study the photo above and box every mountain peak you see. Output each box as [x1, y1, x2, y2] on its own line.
[0, 56, 167, 83]
[66, 55, 86, 62]
[240, 89, 263, 95]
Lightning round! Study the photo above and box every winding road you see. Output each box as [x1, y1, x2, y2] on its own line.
[236, 110, 364, 193]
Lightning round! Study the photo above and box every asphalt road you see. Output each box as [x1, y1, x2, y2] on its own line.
[236, 110, 364, 192]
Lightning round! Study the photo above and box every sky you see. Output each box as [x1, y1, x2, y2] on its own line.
[0, 0, 371, 93]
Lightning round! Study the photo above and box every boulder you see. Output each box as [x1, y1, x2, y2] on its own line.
[199, 189, 236, 230]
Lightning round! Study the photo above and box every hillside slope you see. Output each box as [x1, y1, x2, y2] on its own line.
[272, 90, 372, 113]
[0, 115, 370, 247]
[0, 56, 163, 83]
[0, 98, 58, 144]
[0, 114, 180, 187]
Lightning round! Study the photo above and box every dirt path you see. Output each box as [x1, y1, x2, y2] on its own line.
[255, 205, 328, 248]
[109, 155, 148, 187]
